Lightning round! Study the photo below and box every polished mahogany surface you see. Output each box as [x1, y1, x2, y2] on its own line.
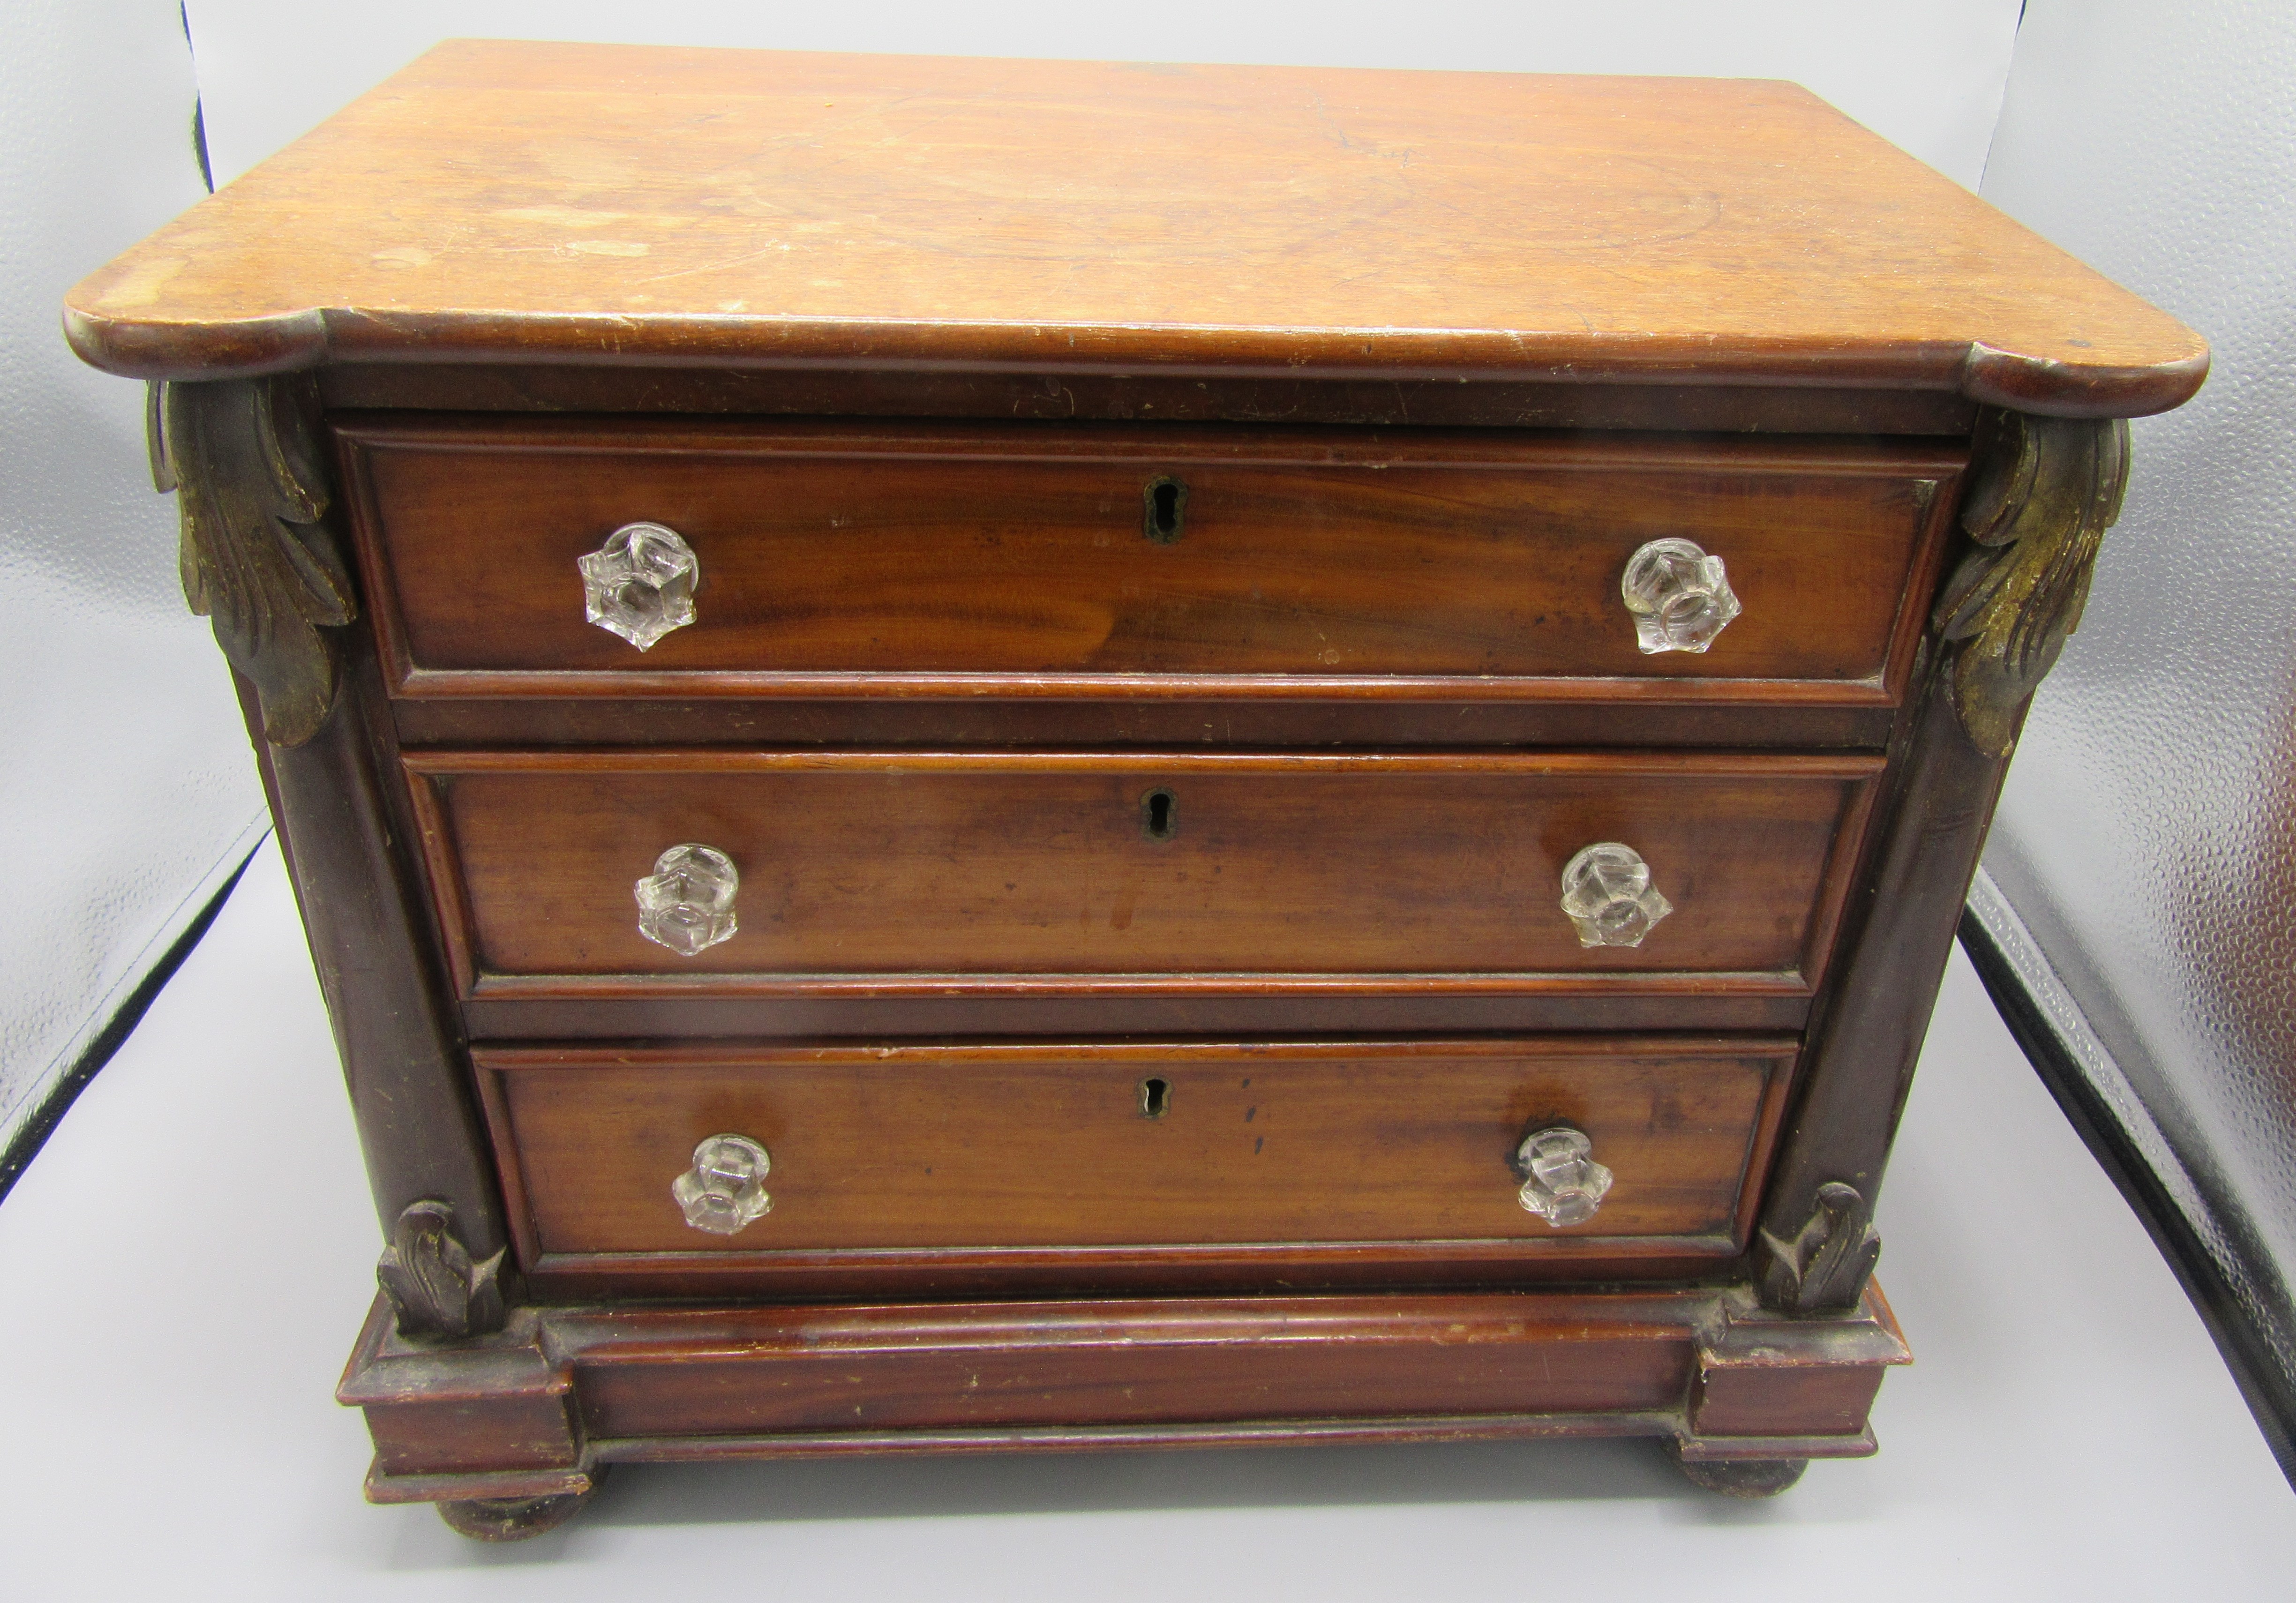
[480, 1038, 1793, 1261]
[406, 749, 1880, 989]
[341, 417, 1958, 698]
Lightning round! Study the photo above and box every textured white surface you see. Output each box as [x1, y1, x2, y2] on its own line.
[0, 0, 270, 1158]
[179, 0, 2021, 191]
[0, 842, 2287, 1596]
[1980, 1, 2296, 1403]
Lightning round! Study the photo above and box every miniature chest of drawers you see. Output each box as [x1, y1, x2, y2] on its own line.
[66, 40, 2206, 1535]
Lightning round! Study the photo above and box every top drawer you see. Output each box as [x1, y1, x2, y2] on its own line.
[338, 418, 1959, 704]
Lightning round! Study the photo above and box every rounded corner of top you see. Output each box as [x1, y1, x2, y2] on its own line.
[1958, 338, 2211, 420]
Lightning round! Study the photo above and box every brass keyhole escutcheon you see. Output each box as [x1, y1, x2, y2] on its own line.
[1141, 787, 1178, 840]
[1142, 474, 1187, 543]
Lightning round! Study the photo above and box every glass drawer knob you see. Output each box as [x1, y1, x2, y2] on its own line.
[635, 843, 739, 956]
[1514, 1125, 1613, 1226]
[578, 521, 698, 650]
[1560, 842, 1673, 948]
[1621, 537, 1741, 653]
[673, 1134, 773, 1235]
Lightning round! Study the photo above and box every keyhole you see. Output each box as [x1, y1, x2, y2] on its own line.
[1141, 787, 1177, 840]
[1142, 475, 1187, 543]
[1139, 1077, 1171, 1118]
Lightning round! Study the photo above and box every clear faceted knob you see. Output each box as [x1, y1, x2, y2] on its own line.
[672, 1133, 773, 1235]
[1515, 1125, 1614, 1226]
[1621, 537, 1741, 653]
[1560, 842, 1673, 948]
[578, 521, 699, 650]
[634, 844, 739, 956]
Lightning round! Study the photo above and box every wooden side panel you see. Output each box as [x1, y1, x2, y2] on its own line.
[238, 648, 507, 1261]
[1755, 646, 2011, 1306]
[340, 419, 1958, 701]
[1690, 1367, 1887, 1439]
[336, 1303, 582, 1479]
[408, 750, 1883, 988]
[480, 1039, 1796, 1262]
[1687, 1283, 1911, 1440]
[365, 1397, 581, 1479]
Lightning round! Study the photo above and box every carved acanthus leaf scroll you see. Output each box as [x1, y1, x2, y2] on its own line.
[1935, 408, 2131, 759]
[1756, 1181, 1881, 1315]
[163, 375, 355, 745]
[377, 1200, 507, 1340]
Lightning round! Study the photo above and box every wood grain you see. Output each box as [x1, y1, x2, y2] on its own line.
[404, 749, 1883, 990]
[479, 1038, 1794, 1266]
[65, 41, 2205, 414]
[341, 417, 1958, 699]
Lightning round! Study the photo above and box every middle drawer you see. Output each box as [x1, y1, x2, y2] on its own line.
[406, 750, 1881, 999]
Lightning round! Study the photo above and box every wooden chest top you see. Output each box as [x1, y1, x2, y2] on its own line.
[65, 39, 2203, 415]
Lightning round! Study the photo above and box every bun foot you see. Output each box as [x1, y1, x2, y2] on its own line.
[436, 1468, 608, 1540]
[1672, 1451, 1808, 1498]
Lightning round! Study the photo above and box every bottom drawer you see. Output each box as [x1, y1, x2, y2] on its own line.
[479, 1038, 1798, 1296]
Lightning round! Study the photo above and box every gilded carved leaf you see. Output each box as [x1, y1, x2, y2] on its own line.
[164, 375, 355, 745]
[1935, 409, 2131, 759]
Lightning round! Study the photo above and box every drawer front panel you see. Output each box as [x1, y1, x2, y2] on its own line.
[409, 751, 1881, 991]
[342, 418, 1958, 697]
[480, 1039, 1797, 1262]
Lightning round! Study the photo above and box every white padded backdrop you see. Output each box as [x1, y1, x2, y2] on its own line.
[1978, 0, 2296, 1446]
[0, 0, 269, 1177]
[1, 4, 2022, 1173]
